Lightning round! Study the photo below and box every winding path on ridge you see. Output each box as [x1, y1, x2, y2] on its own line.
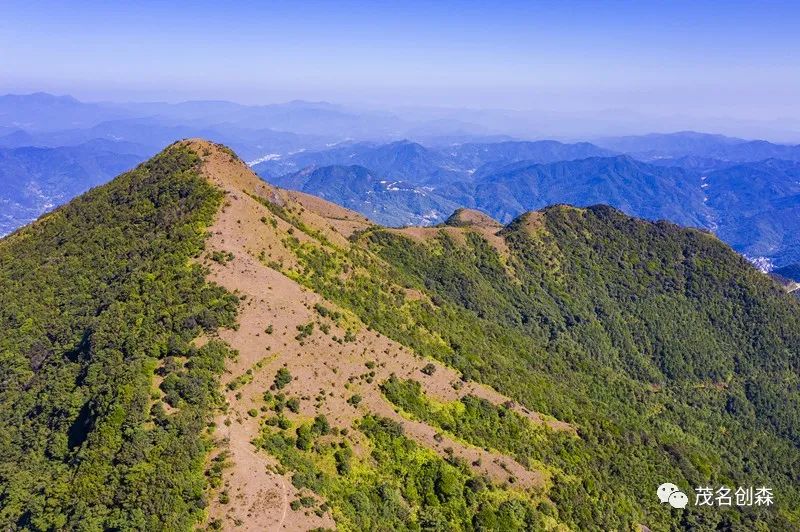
[189, 140, 574, 530]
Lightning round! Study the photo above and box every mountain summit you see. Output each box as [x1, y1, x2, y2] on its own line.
[444, 207, 501, 229]
[1, 140, 798, 530]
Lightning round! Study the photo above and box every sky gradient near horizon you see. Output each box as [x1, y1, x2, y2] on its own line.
[2, 1, 798, 124]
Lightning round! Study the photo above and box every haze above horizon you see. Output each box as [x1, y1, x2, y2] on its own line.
[2, 1, 799, 139]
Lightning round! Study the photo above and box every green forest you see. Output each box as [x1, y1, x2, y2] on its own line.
[276, 203, 800, 530]
[256, 404, 547, 530]
[2, 140, 800, 531]
[0, 145, 238, 530]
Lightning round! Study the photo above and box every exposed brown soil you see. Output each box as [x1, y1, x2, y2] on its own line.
[180, 140, 573, 530]
[515, 211, 545, 233]
[285, 190, 373, 238]
[444, 208, 503, 229]
[386, 224, 513, 271]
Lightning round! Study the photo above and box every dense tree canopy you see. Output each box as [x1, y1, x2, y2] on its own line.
[277, 203, 800, 530]
[3, 139, 799, 531]
[0, 145, 237, 530]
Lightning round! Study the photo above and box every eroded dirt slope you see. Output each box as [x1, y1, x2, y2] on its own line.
[180, 140, 572, 530]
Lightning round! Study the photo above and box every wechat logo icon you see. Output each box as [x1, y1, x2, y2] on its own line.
[658, 483, 688, 509]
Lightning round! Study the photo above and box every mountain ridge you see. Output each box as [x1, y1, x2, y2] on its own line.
[597, 131, 800, 161]
[2, 139, 800, 530]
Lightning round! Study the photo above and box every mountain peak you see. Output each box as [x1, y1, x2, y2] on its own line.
[503, 205, 590, 235]
[177, 138, 274, 194]
[3, 138, 800, 531]
[385, 139, 427, 151]
[177, 138, 372, 240]
[504, 210, 546, 234]
[1, 91, 80, 104]
[444, 208, 501, 229]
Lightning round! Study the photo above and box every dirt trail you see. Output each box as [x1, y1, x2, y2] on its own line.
[185, 140, 572, 530]
[197, 141, 334, 530]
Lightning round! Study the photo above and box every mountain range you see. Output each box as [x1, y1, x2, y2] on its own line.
[268, 164, 460, 226]
[4, 93, 800, 270]
[254, 138, 800, 268]
[597, 131, 800, 162]
[0, 142, 144, 235]
[254, 139, 616, 182]
[1, 140, 798, 530]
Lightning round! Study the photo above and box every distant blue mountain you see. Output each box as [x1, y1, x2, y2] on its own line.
[598, 131, 800, 162]
[0, 142, 144, 236]
[0, 93, 407, 140]
[448, 140, 616, 175]
[270, 164, 460, 226]
[464, 156, 800, 267]
[254, 138, 615, 183]
[347, 141, 465, 184]
[255, 140, 460, 183]
[0, 93, 133, 131]
[772, 263, 800, 283]
[260, 142, 800, 268]
[0, 120, 327, 161]
[468, 155, 710, 227]
[5, 98, 800, 270]
[646, 155, 738, 174]
[262, 152, 711, 231]
[703, 159, 800, 264]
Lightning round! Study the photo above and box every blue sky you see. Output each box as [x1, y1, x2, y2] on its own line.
[2, 1, 798, 121]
